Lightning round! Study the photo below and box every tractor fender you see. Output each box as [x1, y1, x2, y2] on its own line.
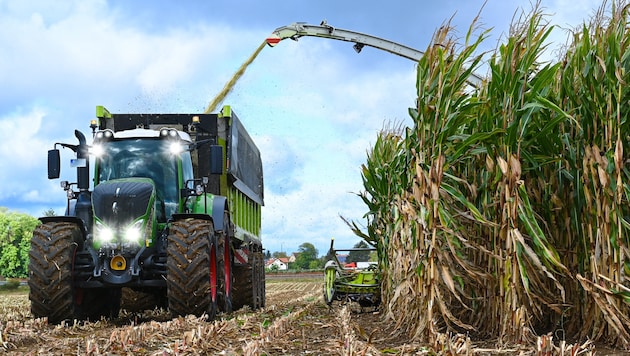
[211, 196, 229, 234]
[171, 196, 229, 234]
[38, 216, 88, 239]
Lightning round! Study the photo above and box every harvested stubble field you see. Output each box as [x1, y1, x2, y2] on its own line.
[0, 276, 412, 355]
[0, 276, 614, 355]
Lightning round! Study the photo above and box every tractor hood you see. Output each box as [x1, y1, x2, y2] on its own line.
[92, 178, 155, 223]
[91, 178, 156, 250]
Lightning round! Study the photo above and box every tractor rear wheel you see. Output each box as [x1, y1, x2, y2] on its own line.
[167, 219, 218, 319]
[28, 222, 82, 324]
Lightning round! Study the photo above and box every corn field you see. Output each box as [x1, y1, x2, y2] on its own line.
[358, 1, 630, 348]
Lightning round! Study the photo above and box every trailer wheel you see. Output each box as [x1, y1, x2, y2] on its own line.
[253, 249, 266, 308]
[232, 262, 253, 310]
[167, 219, 218, 319]
[232, 243, 265, 310]
[28, 222, 82, 324]
[216, 213, 233, 313]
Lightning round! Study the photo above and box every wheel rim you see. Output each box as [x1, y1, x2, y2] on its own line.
[224, 236, 232, 299]
[210, 241, 218, 303]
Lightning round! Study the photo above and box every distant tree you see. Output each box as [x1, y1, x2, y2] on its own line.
[319, 255, 329, 266]
[265, 250, 271, 259]
[294, 242, 318, 270]
[0, 210, 39, 278]
[42, 208, 56, 217]
[346, 241, 370, 263]
[272, 251, 287, 259]
[308, 259, 322, 270]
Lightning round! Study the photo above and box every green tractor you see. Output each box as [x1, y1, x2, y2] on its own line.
[29, 105, 265, 323]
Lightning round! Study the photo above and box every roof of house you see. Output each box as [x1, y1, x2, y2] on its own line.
[266, 257, 289, 265]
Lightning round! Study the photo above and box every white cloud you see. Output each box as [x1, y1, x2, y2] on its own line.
[0, 107, 48, 171]
[262, 180, 366, 255]
[0, 0, 611, 255]
[0, 1, 252, 111]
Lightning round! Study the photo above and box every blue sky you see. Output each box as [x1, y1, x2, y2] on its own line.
[0, 0, 602, 256]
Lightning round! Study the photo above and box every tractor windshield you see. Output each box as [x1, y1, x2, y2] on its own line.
[96, 138, 179, 220]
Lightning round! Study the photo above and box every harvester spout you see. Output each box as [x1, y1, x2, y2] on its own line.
[266, 24, 301, 47]
[266, 21, 484, 88]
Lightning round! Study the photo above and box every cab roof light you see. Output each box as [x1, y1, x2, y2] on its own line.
[159, 128, 180, 140]
[94, 129, 114, 141]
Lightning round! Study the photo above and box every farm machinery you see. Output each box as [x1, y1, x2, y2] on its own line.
[323, 239, 380, 309]
[29, 105, 265, 323]
[266, 21, 483, 88]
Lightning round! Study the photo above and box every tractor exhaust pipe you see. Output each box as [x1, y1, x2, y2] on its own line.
[75, 130, 89, 191]
[74, 130, 93, 232]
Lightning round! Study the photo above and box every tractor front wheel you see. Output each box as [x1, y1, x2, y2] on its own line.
[167, 219, 218, 319]
[28, 222, 82, 324]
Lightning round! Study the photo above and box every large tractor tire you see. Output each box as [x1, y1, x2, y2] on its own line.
[232, 262, 253, 310]
[254, 249, 266, 308]
[28, 222, 82, 324]
[167, 219, 218, 319]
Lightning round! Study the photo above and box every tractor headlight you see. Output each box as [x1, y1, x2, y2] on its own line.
[90, 144, 105, 157]
[124, 220, 144, 244]
[169, 142, 183, 155]
[94, 221, 115, 245]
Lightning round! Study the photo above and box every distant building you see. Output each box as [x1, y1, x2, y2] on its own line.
[266, 257, 289, 271]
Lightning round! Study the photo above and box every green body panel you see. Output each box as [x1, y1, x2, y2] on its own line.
[217, 106, 262, 245]
[330, 269, 380, 294]
[227, 186, 261, 243]
[96, 105, 112, 120]
[188, 193, 216, 215]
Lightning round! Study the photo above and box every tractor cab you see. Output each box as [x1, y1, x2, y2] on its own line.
[92, 128, 193, 222]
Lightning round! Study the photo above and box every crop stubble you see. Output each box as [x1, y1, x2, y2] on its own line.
[0, 278, 602, 355]
[0, 278, 417, 355]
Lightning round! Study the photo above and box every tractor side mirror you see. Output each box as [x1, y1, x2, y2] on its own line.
[209, 145, 224, 175]
[48, 149, 61, 179]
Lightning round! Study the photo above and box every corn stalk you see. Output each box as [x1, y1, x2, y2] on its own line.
[358, 0, 630, 347]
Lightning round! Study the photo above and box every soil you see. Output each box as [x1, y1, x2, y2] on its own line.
[0, 276, 617, 355]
